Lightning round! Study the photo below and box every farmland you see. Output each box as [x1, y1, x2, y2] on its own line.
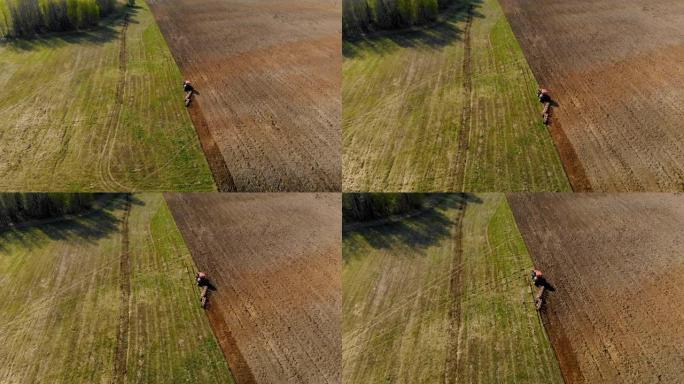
[148, 0, 341, 192]
[0, 194, 234, 383]
[343, 193, 563, 383]
[165, 193, 341, 384]
[509, 193, 684, 383]
[343, 0, 570, 192]
[0, 2, 215, 191]
[500, 0, 684, 191]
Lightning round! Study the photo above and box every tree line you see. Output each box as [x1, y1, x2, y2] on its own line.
[343, 0, 462, 38]
[0, 0, 117, 38]
[0, 193, 97, 226]
[343, 193, 429, 223]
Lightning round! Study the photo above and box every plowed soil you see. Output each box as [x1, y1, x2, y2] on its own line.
[500, 0, 684, 192]
[148, 0, 341, 192]
[165, 193, 341, 384]
[508, 193, 684, 383]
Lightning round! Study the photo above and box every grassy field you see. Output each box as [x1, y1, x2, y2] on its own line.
[342, 194, 563, 383]
[0, 3, 215, 191]
[343, 0, 570, 192]
[0, 194, 234, 383]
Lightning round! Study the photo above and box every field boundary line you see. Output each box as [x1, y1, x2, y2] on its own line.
[185, 101, 237, 191]
[163, 195, 256, 383]
[113, 195, 132, 384]
[546, 119, 593, 192]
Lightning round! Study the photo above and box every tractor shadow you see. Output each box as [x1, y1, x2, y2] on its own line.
[343, 0, 484, 58]
[539, 279, 556, 292]
[343, 193, 483, 260]
[201, 281, 217, 292]
[536, 278, 556, 292]
[2, 5, 141, 51]
[0, 194, 144, 252]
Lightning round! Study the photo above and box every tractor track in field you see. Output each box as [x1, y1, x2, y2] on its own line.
[204, 301, 257, 384]
[185, 101, 236, 191]
[113, 195, 131, 384]
[98, 12, 130, 191]
[547, 119, 593, 192]
[539, 307, 585, 383]
[454, 4, 474, 190]
[444, 202, 466, 384]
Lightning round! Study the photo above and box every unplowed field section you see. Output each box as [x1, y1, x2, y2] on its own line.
[0, 4, 215, 191]
[165, 193, 341, 384]
[342, 0, 570, 192]
[500, 0, 684, 192]
[343, 194, 562, 383]
[509, 193, 684, 383]
[148, 0, 341, 192]
[0, 194, 233, 383]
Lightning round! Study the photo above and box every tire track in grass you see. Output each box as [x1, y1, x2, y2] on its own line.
[113, 195, 132, 384]
[454, 4, 474, 190]
[444, 201, 466, 384]
[98, 12, 130, 191]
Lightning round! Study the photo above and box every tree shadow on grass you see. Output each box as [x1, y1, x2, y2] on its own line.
[343, 193, 483, 261]
[343, 0, 484, 59]
[1, 5, 141, 52]
[0, 193, 144, 252]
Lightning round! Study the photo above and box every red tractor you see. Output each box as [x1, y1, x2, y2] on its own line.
[183, 80, 195, 107]
[537, 88, 552, 125]
[196, 271, 211, 309]
[531, 269, 547, 310]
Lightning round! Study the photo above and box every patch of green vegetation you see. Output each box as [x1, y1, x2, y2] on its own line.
[0, 2, 215, 191]
[0, 194, 234, 383]
[126, 194, 234, 383]
[0, 202, 123, 383]
[457, 194, 563, 382]
[342, 193, 563, 383]
[343, 0, 570, 192]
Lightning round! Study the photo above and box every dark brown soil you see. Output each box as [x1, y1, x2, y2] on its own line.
[509, 193, 684, 383]
[185, 101, 237, 191]
[547, 120, 592, 192]
[149, 0, 341, 192]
